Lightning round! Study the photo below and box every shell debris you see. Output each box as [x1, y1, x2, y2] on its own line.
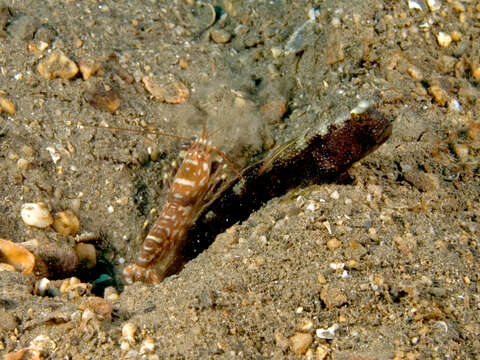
[21, 202, 53, 228]
[37, 50, 79, 80]
[0, 238, 35, 275]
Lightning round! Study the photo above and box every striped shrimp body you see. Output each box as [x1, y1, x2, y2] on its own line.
[123, 129, 236, 284]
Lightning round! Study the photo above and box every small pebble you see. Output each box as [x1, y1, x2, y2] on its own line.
[407, 66, 423, 81]
[22, 145, 34, 157]
[403, 170, 440, 192]
[289, 333, 313, 355]
[470, 60, 480, 80]
[53, 210, 80, 236]
[78, 59, 101, 80]
[210, 28, 231, 43]
[17, 158, 30, 171]
[327, 238, 342, 250]
[27, 40, 48, 54]
[179, 58, 189, 70]
[21, 202, 53, 228]
[436, 32, 452, 48]
[297, 318, 314, 332]
[320, 286, 347, 309]
[86, 88, 121, 113]
[317, 273, 327, 284]
[453, 144, 469, 161]
[37, 51, 79, 80]
[428, 85, 449, 106]
[316, 344, 329, 360]
[451, 30, 462, 41]
[467, 122, 480, 141]
[0, 96, 15, 115]
[330, 190, 340, 200]
[142, 74, 189, 104]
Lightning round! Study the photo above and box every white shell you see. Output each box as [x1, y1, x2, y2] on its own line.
[21, 202, 53, 228]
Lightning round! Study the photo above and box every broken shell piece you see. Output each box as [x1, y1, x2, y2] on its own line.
[37, 51, 79, 80]
[21, 202, 53, 228]
[142, 74, 189, 103]
[53, 210, 80, 236]
[316, 324, 340, 339]
[0, 238, 35, 274]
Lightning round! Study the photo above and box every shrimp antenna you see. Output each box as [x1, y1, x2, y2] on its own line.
[75, 122, 190, 141]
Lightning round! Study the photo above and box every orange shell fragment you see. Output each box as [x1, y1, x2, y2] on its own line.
[0, 238, 35, 275]
[4, 348, 41, 360]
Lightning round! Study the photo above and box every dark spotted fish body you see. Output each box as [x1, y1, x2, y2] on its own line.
[123, 131, 231, 284]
